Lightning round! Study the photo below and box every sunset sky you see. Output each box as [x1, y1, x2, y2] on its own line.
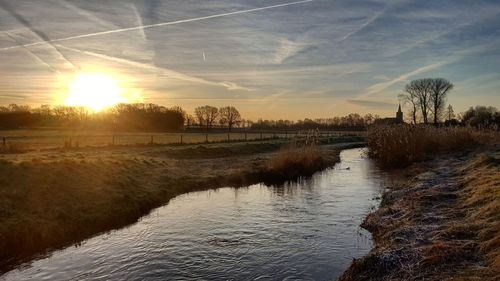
[0, 0, 499, 120]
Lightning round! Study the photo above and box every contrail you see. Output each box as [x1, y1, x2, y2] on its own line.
[337, 7, 388, 43]
[0, 0, 78, 69]
[57, 0, 118, 30]
[0, 0, 313, 51]
[4, 32, 60, 74]
[55, 44, 251, 91]
[130, 3, 147, 40]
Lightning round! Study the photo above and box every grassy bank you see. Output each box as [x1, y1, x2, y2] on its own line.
[340, 125, 499, 280]
[0, 139, 362, 273]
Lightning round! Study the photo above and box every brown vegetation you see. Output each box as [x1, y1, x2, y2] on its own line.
[367, 125, 499, 168]
[0, 142, 28, 154]
[339, 148, 500, 281]
[264, 144, 326, 184]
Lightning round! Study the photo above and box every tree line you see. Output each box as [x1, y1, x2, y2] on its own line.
[0, 99, 497, 131]
[0, 103, 185, 131]
[250, 113, 379, 131]
[190, 105, 243, 131]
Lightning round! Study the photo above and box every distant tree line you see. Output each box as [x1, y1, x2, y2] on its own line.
[1, 100, 497, 131]
[250, 113, 379, 131]
[190, 105, 243, 131]
[0, 103, 185, 131]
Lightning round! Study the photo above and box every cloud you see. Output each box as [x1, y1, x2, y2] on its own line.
[0, 0, 314, 51]
[273, 38, 313, 64]
[347, 99, 396, 109]
[56, 44, 251, 91]
[58, 0, 117, 30]
[0, 0, 76, 69]
[0, 94, 26, 100]
[361, 59, 454, 97]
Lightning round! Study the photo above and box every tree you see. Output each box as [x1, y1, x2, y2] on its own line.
[403, 79, 432, 124]
[399, 92, 418, 125]
[461, 106, 499, 128]
[219, 106, 241, 131]
[194, 105, 219, 129]
[403, 78, 453, 125]
[185, 114, 195, 128]
[430, 78, 454, 125]
[446, 104, 455, 121]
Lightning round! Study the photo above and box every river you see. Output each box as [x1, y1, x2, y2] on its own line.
[2, 148, 389, 280]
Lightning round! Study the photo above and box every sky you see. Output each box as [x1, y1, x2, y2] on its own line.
[0, 0, 499, 120]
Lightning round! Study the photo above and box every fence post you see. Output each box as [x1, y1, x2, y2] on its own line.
[285, 131, 288, 139]
[205, 134, 208, 143]
[227, 133, 230, 142]
[150, 135, 154, 145]
[180, 134, 183, 144]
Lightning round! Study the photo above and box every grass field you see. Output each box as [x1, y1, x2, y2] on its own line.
[0, 129, 365, 151]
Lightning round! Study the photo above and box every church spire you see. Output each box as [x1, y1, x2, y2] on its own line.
[396, 103, 403, 123]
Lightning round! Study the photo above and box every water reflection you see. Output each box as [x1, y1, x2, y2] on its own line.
[2, 148, 389, 281]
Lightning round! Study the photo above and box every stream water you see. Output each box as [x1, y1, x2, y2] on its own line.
[2, 148, 389, 280]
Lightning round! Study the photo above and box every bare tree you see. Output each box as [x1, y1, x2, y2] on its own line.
[219, 106, 241, 131]
[430, 78, 454, 125]
[403, 78, 452, 125]
[194, 105, 219, 129]
[194, 107, 205, 127]
[446, 104, 455, 121]
[404, 79, 433, 124]
[399, 92, 418, 125]
[185, 114, 195, 128]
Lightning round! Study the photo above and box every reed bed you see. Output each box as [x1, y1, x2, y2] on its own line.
[265, 130, 328, 183]
[367, 125, 499, 167]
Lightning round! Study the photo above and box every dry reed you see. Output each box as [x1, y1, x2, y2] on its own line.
[367, 125, 499, 167]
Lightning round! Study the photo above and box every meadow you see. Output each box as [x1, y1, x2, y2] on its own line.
[0, 129, 365, 151]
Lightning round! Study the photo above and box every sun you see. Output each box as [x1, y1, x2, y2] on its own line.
[64, 73, 128, 111]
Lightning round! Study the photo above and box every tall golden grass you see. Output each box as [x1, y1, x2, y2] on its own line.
[267, 144, 323, 175]
[265, 131, 327, 183]
[367, 125, 499, 167]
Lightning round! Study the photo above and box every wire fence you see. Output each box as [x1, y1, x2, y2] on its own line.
[0, 130, 366, 151]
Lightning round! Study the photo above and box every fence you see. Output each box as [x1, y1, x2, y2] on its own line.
[0, 130, 365, 151]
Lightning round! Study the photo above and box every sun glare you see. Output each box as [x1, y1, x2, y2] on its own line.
[65, 73, 128, 111]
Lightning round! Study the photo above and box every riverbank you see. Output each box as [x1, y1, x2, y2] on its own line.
[339, 145, 500, 280]
[0, 138, 362, 273]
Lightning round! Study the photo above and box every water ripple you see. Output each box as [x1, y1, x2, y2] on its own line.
[2, 148, 389, 281]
